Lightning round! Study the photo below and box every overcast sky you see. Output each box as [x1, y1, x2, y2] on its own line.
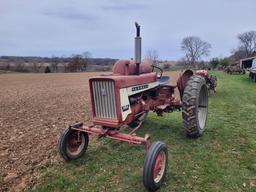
[0, 0, 255, 60]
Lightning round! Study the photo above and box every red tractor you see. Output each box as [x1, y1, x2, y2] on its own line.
[195, 70, 217, 95]
[58, 23, 208, 192]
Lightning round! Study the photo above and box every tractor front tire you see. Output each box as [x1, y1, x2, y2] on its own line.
[59, 128, 89, 161]
[143, 141, 168, 192]
[182, 76, 208, 138]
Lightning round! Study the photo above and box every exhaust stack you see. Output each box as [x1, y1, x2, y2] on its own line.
[134, 22, 141, 75]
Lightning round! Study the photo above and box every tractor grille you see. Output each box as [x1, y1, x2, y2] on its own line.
[91, 80, 117, 119]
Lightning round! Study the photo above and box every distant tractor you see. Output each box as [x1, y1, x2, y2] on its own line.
[196, 70, 217, 94]
[58, 23, 209, 192]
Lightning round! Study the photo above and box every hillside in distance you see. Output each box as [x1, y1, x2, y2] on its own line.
[0, 56, 177, 73]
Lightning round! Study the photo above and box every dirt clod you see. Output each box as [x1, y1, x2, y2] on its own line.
[4, 173, 18, 183]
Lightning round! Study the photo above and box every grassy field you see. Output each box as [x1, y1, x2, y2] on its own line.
[30, 71, 256, 192]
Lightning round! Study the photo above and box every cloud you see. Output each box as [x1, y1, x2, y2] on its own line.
[101, 2, 148, 11]
[42, 10, 96, 21]
[0, 0, 256, 59]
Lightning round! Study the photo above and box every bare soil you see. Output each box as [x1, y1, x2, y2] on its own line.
[0, 71, 180, 192]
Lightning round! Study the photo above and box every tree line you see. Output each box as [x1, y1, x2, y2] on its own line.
[1, 30, 255, 72]
[0, 53, 117, 73]
[179, 30, 256, 69]
[136, 30, 256, 71]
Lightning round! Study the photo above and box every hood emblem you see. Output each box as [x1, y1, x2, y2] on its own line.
[101, 88, 106, 96]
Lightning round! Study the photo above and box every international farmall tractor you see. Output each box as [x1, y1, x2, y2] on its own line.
[58, 23, 208, 192]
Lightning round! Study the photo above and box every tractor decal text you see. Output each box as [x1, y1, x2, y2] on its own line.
[131, 84, 149, 92]
[122, 104, 130, 112]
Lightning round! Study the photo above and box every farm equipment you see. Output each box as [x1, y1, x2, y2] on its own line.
[196, 70, 217, 94]
[226, 65, 245, 74]
[248, 58, 256, 82]
[239, 56, 256, 82]
[58, 23, 208, 192]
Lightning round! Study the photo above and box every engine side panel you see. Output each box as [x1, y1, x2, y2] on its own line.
[89, 72, 180, 128]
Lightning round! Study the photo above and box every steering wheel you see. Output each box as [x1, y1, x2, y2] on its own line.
[152, 65, 163, 79]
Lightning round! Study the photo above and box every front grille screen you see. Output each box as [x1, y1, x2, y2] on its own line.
[92, 80, 117, 119]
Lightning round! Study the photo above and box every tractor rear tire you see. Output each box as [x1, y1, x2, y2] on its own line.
[59, 128, 89, 161]
[182, 76, 208, 138]
[143, 141, 168, 192]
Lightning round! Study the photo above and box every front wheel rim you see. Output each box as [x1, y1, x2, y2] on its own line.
[153, 151, 166, 183]
[198, 85, 208, 130]
[66, 132, 85, 156]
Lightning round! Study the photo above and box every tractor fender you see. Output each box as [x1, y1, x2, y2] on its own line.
[177, 69, 194, 98]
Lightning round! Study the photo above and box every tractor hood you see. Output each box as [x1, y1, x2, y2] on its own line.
[89, 72, 157, 89]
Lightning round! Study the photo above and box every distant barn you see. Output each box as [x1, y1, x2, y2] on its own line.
[240, 56, 256, 69]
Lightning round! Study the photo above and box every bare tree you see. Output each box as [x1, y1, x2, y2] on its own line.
[181, 36, 211, 69]
[32, 59, 43, 72]
[15, 61, 25, 72]
[51, 56, 59, 72]
[230, 48, 247, 61]
[81, 51, 91, 71]
[67, 54, 83, 72]
[63, 62, 69, 73]
[145, 49, 158, 65]
[176, 57, 189, 68]
[237, 31, 256, 58]
[3, 62, 10, 71]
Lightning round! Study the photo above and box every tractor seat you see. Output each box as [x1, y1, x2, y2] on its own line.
[158, 76, 171, 85]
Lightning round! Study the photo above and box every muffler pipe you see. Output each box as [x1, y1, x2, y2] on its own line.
[135, 22, 141, 75]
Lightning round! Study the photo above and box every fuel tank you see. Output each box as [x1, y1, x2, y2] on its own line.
[112, 59, 152, 75]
